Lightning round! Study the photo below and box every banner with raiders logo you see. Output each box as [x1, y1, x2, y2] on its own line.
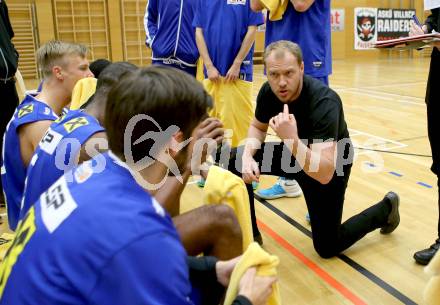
[376, 9, 415, 41]
[354, 7, 378, 50]
[355, 8, 416, 50]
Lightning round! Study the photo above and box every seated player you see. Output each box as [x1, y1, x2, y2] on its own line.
[0, 66, 275, 305]
[1, 40, 93, 230]
[19, 62, 136, 219]
[89, 58, 111, 78]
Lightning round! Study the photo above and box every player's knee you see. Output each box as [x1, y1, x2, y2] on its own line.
[313, 242, 338, 259]
[211, 204, 241, 236]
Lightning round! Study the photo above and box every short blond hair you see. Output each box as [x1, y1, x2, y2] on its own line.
[36, 40, 88, 79]
[263, 40, 303, 66]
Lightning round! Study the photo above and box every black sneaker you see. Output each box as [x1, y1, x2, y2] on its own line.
[414, 239, 440, 265]
[254, 234, 263, 246]
[380, 192, 400, 234]
[0, 193, 5, 208]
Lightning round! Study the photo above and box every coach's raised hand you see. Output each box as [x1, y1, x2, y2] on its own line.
[269, 104, 298, 142]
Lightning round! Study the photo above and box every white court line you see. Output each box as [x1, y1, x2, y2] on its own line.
[349, 128, 408, 148]
[337, 89, 394, 101]
[347, 81, 426, 91]
[336, 88, 425, 106]
[349, 128, 408, 156]
[349, 87, 424, 101]
[348, 130, 362, 136]
[264, 128, 407, 156]
[354, 145, 407, 156]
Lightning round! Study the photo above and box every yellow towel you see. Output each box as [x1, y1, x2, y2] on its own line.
[0, 233, 15, 262]
[203, 78, 253, 148]
[203, 166, 253, 249]
[196, 58, 205, 83]
[224, 242, 281, 305]
[70, 77, 97, 110]
[260, 0, 289, 21]
[424, 250, 440, 305]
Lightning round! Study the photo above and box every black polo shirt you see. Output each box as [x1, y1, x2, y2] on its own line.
[255, 75, 350, 144]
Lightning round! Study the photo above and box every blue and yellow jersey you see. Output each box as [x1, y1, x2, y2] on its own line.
[193, 0, 264, 81]
[20, 110, 105, 221]
[0, 152, 194, 305]
[265, 0, 332, 78]
[1, 95, 58, 230]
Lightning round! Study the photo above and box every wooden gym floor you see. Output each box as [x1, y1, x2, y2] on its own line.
[0, 56, 436, 304]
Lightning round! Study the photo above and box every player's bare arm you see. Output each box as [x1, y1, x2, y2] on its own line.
[291, 0, 315, 12]
[18, 120, 53, 167]
[78, 131, 108, 164]
[195, 28, 220, 82]
[250, 0, 265, 13]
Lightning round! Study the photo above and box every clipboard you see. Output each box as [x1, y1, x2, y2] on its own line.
[374, 33, 440, 49]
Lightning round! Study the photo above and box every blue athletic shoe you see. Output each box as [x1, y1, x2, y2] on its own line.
[305, 212, 310, 224]
[252, 181, 259, 190]
[256, 177, 302, 200]
[197, 178, 205, 188]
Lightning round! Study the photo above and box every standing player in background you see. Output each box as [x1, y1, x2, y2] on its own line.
[1, 40, 93, 230]
[144, 0, 199, 76]
[0, 0, 19, 209]
[251, 0, 331, 201]
[193, 0, 264, 149]
[410, 8, 440, 265]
